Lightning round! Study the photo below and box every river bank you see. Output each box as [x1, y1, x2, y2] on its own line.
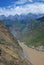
[19, 41, 44, 65]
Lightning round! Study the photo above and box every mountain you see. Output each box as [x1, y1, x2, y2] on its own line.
[0, 15, 44, 47]
[0, 14, 43, 39]
[37, 16, 44, 22]
[0, 21, 32, 65]
[19, 16, 44, 48]
[9, 16, 44, 40]
[0, 14, 44, 26]
[0, 14, 41, 39]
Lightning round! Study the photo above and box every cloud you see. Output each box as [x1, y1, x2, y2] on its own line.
[0, 3, 44, 16]
[15, 0, 33, 4]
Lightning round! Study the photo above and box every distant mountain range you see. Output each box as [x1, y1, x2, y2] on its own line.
[0, 13, 44, 26]
[0, 14, 44, 47]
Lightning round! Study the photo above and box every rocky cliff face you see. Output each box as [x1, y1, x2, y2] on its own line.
[0, 21, 32, 65]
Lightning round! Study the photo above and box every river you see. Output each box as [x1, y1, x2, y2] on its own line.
[18, 41, 44, 65]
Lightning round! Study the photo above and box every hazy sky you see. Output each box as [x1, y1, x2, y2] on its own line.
[0, 0, 44, 16]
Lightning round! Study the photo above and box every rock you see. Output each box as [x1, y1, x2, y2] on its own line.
[36, 46, 44, 51]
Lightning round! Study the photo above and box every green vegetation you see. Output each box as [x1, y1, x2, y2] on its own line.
[0, 39, 5, 44]
[10, 60, 15, 65]
[13, 21, 26, 31]
[21, 20, 44, 47]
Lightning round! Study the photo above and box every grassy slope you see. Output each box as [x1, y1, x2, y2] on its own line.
[21, 20, 44, 47]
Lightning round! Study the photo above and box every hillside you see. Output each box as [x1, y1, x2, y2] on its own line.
[0, 15, 44, 49]
[0, 21, 32, 65]
[20, 18, 44, 48]
[2, 16, 44, 48]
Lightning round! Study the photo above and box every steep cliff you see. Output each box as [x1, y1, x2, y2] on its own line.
[0, 21, 32, 65]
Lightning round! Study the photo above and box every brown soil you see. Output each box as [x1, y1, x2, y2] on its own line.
[19, 42, 44, 65]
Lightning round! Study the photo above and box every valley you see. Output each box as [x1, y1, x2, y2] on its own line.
[0, 0, 44, 65]
[0, 15, 44, 65]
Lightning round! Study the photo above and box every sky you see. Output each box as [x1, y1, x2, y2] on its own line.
[0, 0, 44, 16]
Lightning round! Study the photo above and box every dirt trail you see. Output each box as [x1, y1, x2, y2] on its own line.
[19, 41, 44, 65]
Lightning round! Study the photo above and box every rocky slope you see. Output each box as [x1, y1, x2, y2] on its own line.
[0, 21, 32, 65]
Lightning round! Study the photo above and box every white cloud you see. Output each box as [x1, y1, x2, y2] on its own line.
[15, 0, 33, 4]
[0, 3, 44, 16]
